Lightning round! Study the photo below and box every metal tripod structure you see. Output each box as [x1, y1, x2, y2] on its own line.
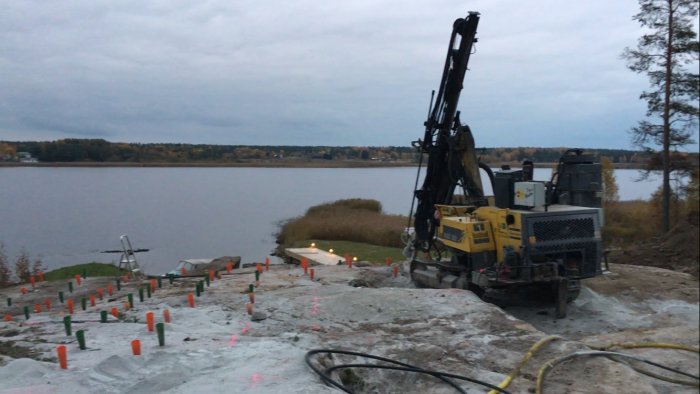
[118, 235, 144, 279]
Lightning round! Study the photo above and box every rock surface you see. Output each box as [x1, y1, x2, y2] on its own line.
[0, 263, 697, 393]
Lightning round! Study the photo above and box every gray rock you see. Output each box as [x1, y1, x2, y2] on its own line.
[251, 311, 267, 321]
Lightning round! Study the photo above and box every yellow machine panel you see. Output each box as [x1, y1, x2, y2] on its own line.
[473, 206, 524, 263]
[436, 205, 530, 264]
[437, 215, 495, 253]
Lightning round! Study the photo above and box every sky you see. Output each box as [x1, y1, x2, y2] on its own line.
[0, 0, 695, 149]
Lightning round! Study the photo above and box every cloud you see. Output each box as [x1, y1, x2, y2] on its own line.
[1, 0, 693, 149]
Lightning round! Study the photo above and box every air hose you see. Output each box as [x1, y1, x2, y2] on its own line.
[306, 341, 699, 393]
[487, 335, 560, 394]
[305, 349, 510, 394]
[536, 344, 700, 394]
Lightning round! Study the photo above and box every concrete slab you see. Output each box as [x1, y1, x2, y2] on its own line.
[285, 247, 343, 266]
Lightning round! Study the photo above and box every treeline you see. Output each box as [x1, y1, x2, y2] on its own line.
[0, 139, 660, 165]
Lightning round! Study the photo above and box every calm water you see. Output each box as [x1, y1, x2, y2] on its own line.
[0, 167, 660, 274]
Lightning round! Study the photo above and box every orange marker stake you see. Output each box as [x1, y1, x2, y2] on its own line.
[310, 268, 315, 281]
[111, 307, 119, 318]
[107, 284, 113, 296]
[256, 263, 263, 273]
[90, 295, 96, 307]
[386, 257, 392, 266]
[181, 267, 187, 276]
[393, 265, 399, 278]
[74, 275, 81, 286]
[209, 270, 214, 282]
[131, 339, 141, 356]
[146, 311, 155, 332]
[56, 345, 68, 369]
[303, 265, 308, 275]
[21, 287, 27, 295]
[226, 262, 233, 273]
[44, 298, 52, 311]
[34, 304, 42, 313]
[30, 275, 36, 289]
[265, 257, 270, 271]
[3, 314, 11, 322]
[97, 288, 104, 300]
[150, 279, 157, 291]
[67, 299, 74, 314]
[246, 303, 253, 315]
[163, 309, 171, 323]
[187, 293, 195, 308]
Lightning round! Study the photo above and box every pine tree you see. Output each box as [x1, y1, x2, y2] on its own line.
[15, 249, 31, 283]
[31, 257, 45, 276]
[0, 242, 11, 286]
[622, 0, 700, 232]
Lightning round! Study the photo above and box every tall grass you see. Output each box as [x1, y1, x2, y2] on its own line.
[277, 199, 407, 249]
[603, 200, 657, 245]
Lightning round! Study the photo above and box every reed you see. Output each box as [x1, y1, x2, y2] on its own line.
[277, 199, 407, 249]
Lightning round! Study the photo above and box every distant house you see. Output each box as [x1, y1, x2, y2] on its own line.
[17, 152, 38, 163]
[0, 153, 12, 162]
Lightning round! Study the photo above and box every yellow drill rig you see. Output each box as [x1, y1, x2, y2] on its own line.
[404, 12, 604, 318]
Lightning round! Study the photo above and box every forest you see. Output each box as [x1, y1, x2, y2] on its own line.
[0, 139, 660, 166]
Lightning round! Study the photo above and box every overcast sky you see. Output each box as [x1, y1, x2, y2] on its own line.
[1, 1, 694, 149]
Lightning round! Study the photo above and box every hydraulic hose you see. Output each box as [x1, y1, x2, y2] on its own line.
[487, 335, 560, 394]
[305, 349, 510, 394]
[594, 341, 699, 353]
[536, 349, 700, 394]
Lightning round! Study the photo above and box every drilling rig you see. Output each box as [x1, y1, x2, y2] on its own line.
[404, 12, 604, 317]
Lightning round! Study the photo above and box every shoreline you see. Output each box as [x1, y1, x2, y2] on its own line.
[0, 161, 646, 169]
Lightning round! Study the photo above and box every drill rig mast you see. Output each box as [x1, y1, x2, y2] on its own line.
[412, 11, 489, 257]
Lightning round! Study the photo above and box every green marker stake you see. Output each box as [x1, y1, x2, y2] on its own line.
[205, 275, 210, 287]
[6, 297, 11, 307]
[196, 285, 201, 297]
[116, 278, 121, 291]
[127, 293, 134, 309]
[68, 281, 73, 293]
[81, 297, 87, 311]
[82, 269, 87, 279]
[146, 285, 151, 298]
[63, 315, 72, 336]
[199, 281, 205, 293]
[23, 306, 30, 320]
[248, 284, 254, 293]
[100, 310, 108, 323]
[156, 322, 165, 346]
[168, 274, 174, 284]
[138, 288, 144, 303]
[76, 330, 86, 350]
[255, 270, 260, 281]
[58, 291, 64, 303]
[157, 277, 162, 288]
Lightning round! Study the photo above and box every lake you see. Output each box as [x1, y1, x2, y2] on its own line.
[0, 167, 661, 274]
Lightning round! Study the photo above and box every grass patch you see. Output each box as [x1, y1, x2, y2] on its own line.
[290, 240, 405, 264]
[43, 262, 122, 281]
[277, 198, 408, 250]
